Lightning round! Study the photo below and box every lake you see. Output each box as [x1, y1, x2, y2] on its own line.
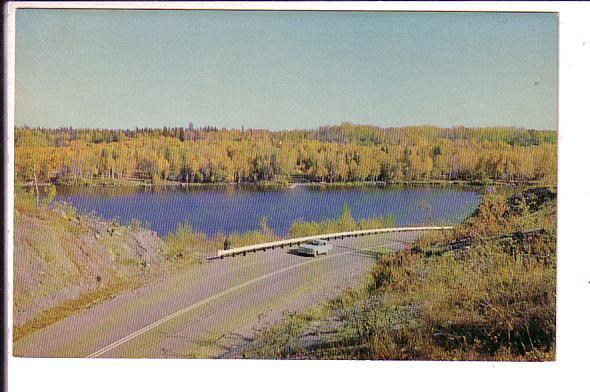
[53, 184, 483, 238]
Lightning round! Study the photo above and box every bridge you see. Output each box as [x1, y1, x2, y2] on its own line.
[213, 226, 453, 259]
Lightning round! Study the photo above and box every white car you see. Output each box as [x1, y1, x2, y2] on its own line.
[297, 239, 333, 256]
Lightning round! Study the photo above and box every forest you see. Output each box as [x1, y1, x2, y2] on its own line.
[15, 123, 557, 186]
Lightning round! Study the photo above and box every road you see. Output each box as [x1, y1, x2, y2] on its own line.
[13, 231, 421, 359]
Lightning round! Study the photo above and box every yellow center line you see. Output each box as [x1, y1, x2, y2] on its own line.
[86, 239, 404, 358]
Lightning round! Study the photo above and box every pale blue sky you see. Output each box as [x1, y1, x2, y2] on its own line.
[15, 10, 557, 130]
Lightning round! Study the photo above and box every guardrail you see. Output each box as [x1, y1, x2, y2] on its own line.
[211, 226, 453, 260]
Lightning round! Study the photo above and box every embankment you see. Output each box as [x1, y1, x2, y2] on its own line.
[241, 187, 557, 361]
[13, 199, 169, 340]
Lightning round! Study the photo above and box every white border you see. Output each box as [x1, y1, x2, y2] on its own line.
[0, 1, 581, 12]
[5, 2, 590, 392]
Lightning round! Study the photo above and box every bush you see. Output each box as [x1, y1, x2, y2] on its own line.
[359, 187, 557, 360]
[287, 205, 395, 238]
[14, 187, 38, 215]
[244, 187, 556, 361]
[164, 222, 201, 258]
[130, 218, 142, 229]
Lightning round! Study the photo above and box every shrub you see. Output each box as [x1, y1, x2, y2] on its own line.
[287, 205, 395, 238]
[244, 187, 556, 361]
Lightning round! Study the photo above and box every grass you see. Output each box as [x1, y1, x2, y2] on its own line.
[13, 277, 134, 343]
[287, 205, 395, 238]
[13, 187, 166, 343]
[241, 186, 557, 361]
[14, 186, 325, 341]
[163, 205, 397, 263]
[163, 217, 280, 264]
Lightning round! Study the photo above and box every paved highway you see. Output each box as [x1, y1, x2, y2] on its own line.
[13, 231, 421, 358]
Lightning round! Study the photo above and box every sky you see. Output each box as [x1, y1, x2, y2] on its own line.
[15, 10, 558, 130]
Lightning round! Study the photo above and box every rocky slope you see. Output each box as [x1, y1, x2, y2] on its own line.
[13, 204, 168, 329]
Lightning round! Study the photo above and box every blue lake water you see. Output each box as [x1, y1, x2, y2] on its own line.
[53, 184, 482, 237]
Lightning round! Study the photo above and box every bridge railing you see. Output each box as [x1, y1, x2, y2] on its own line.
[212, 226, 453, 259]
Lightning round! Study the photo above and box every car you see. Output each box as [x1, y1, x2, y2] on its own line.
[297, 239, 333, 256]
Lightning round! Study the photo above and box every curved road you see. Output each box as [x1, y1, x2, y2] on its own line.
[13, 231, 421, 359]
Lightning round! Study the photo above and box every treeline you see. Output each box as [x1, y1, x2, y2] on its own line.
[15, 123, 557, 185]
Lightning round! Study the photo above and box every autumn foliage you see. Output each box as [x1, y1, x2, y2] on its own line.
[15, 123, 556, 186]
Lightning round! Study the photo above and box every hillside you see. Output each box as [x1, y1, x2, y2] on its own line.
[13, 191, 170, 340]
[241, 187, 557, 360]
